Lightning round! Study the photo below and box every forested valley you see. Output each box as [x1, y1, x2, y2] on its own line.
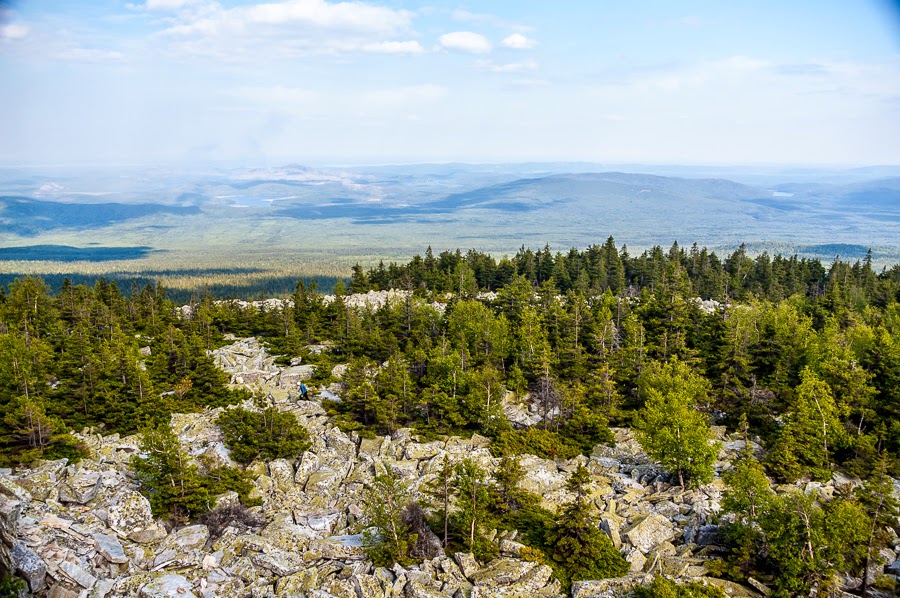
[3, 238, 900, 597]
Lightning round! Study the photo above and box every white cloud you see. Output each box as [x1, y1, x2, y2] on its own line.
[450, 9, 533, 32]
[501, 33, 536, 49]
[145, 0, 198, 10]
[0, 22, 29, 41]
[164, 0, 412, 38]
[363, 40, 425, 54]
[451, 9, 494, 24]
[234, 86, 314, 104]
[475, 59, 537, 73]
[437, 31, 491, 54]
[155, 0, 417, 59]
[246, 0, 410, 32]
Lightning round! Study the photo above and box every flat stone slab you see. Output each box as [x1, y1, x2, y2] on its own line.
[140, 574, 197, 598]
[59, 560, 97, 589]
[93, 531, 129, 564]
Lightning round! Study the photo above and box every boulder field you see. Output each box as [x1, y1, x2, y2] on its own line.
[2, 337, 894, 597]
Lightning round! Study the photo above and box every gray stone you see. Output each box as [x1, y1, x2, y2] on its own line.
[309, 534, 367, 560]
[405, 581, 447, 598]
[626, 549, 647, 573]
[47, 584, 81, 598]
[140, 573, 197, 597]
[106, 490, 155, 535]
[471, 558, 536, 587]
[128, 524, 167, 545]
[623, 513, 676, 553]
[305, 512, 341, 533]
[600, 518, 622, 549]
[351, 574, 384, 598]
[275, 569, 319, 596]
[58, 470, 102, 504]
[695, 524, 724, 546]
[165, 524, 210, 551]
[0, 496, 21, 541]
[59, 560, 97, 589]
[747, 577, 771, 596]
[249, 550, 305, 576]
[268, 459, 296, 493]
[89, 579, 116, 598]
[454, 552, 479, 580]
[499, 539, 526, 558]
[572, 575, 654, 598]
[93, 531, 129, 564]
[11, 540, 46, 592]
[16, 469, 59, 501]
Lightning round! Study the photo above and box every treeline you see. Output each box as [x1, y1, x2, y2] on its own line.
[0, 272, 345, 304]
[354, 238, 900, 307]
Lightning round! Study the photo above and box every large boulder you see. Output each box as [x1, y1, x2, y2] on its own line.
[572, 574, 654, 598]
[10, 541, 46, 592]
[275, 569, 320, 596]
[162, 524, 209, 551]
[58, 468, 101, 505]
[623, 513, 676, 553]
[308, 534, 367, 560]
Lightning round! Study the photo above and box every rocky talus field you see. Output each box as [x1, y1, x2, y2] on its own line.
[0, 337, 890, 598]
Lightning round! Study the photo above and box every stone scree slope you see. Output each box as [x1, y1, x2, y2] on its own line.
[4, 336, 886, 597]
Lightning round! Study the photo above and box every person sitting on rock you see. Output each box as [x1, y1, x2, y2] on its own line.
[299, 382, 309, 401]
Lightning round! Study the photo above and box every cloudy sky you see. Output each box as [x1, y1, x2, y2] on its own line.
[1, 0, 899, 166]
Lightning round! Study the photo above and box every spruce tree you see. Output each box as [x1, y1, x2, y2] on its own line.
[546, 464, 628, 590]
[132, 424, 210, 522]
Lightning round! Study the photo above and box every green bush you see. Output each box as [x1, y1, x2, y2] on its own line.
[490, 428, 582, 460]
[202, 462, 263, 507]
[217, 406, 311, 464]
[633, 576, 727, 598]
[0, 574, 24, 598]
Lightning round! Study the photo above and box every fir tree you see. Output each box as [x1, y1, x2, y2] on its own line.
[132, 424, 210, 522]
[545, 464, 628, 590]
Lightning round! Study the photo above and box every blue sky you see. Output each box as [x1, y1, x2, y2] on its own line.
[0, 0, 898, 166]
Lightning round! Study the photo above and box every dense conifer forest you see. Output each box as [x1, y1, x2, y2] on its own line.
[3, 237, 900, 595]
